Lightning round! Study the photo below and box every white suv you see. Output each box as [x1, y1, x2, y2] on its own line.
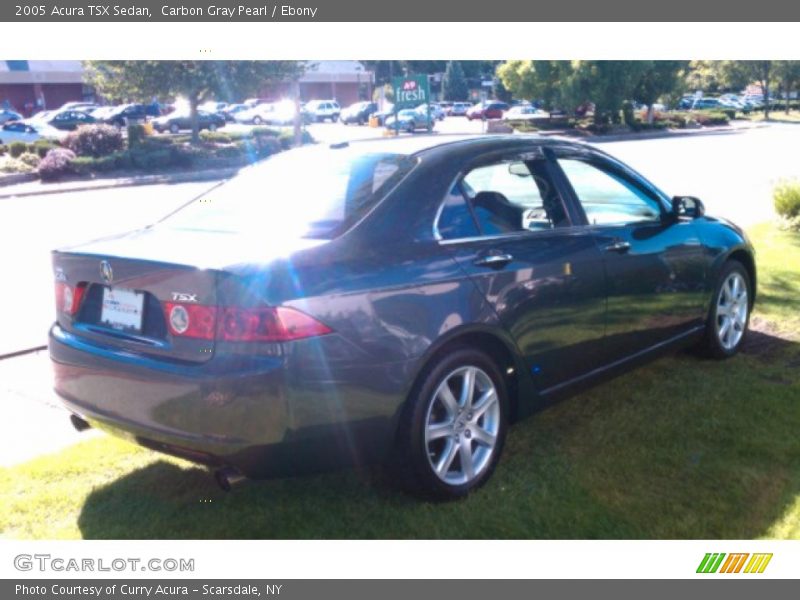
[304, 100, 341, 122]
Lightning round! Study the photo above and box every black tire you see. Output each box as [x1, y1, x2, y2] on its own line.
[392, 347, 508, 500]
[208, 123, 218, 132]
[699, 260, 752, 359]
[253, 116, 263, 125]
[169, 123, 180, 134]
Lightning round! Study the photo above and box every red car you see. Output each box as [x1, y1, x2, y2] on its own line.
[466, 101, 509, 120]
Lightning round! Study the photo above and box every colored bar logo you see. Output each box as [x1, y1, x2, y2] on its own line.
[697, 553, 772, 574]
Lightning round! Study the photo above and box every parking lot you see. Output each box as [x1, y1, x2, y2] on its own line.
[0, 122, 797, 469]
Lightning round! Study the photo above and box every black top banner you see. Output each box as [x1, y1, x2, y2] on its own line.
[4, 0, 800, 21]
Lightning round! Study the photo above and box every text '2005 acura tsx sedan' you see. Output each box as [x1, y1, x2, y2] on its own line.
[50, 135, 755, 498]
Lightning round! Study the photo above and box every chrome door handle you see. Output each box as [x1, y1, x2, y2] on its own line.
[474, 253, 514, 268]
[603, 240, 631, 253]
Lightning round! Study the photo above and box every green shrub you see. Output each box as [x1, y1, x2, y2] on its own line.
[774, 180, 800, 228]
[9, 141, 27, 158]
[70, 152, 128, 175]
[18, 152, 41, 168]
[28, 139, 59, 158]
[127, 124, 147, 148]
[277, 129, 314, 149]
[63, 124, 124, 157]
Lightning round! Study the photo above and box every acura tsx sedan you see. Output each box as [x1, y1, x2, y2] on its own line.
[50, 135, 755, 498]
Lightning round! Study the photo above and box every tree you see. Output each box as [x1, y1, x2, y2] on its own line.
[497, 60, 572, 111]
[442, 61, 468, 101]
[85, 60, 301, 143]
[774, 61, 800, 114]
[566, 61, 651, 124]
[635, 61, 689, 123]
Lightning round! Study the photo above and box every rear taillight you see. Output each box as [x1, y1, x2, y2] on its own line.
[164, 303, 217, 340]
[218, 306, 332, 342]
[163, 304, 331, 343]
[55, 282, 86, 315]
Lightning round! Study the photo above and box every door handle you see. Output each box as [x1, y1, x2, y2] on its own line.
[474, 253, 514, 268]
[602, 240, 631, 254]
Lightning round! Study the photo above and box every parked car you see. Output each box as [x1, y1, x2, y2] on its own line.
[691, 98, 724, 110]
[95, 104, 148, 128]
[48, 135, 756, 498]
[466, 101, 510, 120]
[449, 102, 472, 116]
[37, 109, 98, 131]
[58, 102, 99, 113]
[0, 120, 67, 144]
[339, 101, 378, 125]
[221, 103, 249, 122]
[304, 100, 341, 122]
[0, 109, 22, 124]
[502, 105, 546, 121]
[152, 110, 225, 133]
[428, 103, 446, 121]
[384, 107, 435, 133]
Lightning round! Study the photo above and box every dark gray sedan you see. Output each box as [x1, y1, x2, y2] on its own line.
[50, 135, 755, 498]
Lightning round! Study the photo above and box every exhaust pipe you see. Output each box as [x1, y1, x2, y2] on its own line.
[214, 467, 246, 492]
[70, 414, 91, 432]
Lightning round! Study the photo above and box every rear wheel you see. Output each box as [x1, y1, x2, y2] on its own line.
[393, 348, 508, 499]
[169, 123, 180, 134]
[700, 261, 751, 358]
[252, 116, 263, 125]
[208, 123, 218, 132]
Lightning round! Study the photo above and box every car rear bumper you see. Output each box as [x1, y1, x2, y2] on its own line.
[49, 324, 414, 477]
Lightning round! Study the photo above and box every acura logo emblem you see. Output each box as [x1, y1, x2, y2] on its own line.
[100, 260, 113, 284]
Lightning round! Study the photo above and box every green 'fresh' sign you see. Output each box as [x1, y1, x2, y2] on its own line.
[392, 75, 430, 109]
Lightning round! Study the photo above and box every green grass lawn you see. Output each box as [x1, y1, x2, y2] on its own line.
[1, 224, 798, 540]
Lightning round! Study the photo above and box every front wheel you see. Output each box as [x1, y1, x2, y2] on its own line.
[700, 261, 751, 358]
[392, 348, 508, 499]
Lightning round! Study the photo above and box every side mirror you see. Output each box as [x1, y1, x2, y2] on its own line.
[671, 196, 705, 219]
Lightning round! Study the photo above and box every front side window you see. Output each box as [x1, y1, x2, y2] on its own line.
[558, 158, 662, 225]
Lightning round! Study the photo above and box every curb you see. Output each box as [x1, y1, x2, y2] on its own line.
[0, 167, 239, 200]
[535, 122, 767, 144]
[0, 172, 38, 187]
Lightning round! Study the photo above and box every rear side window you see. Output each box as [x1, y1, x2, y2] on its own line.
[437, 185, 479, 239]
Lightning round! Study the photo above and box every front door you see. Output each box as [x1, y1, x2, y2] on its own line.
[553, 152, 708, 362]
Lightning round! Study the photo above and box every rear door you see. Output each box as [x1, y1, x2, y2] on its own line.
[437, 150, 607, 392]
[552, 148, 708, 361]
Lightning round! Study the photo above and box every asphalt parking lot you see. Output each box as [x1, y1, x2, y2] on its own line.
[0, 121, 797, 466]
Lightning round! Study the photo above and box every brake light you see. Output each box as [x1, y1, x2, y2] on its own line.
[163, 303, 217, 340]
[163, 303, 331, 343]
[55, 282, 86, 315]
[218, 306, 332, 342]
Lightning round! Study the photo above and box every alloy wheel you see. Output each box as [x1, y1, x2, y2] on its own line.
[424, 366, 500, 486]
[716, 271, 748, 351]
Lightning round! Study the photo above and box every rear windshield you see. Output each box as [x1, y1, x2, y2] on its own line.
[161, 144, 416, 239]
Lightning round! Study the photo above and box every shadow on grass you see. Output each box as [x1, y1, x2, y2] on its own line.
[77, 331, 800, 540]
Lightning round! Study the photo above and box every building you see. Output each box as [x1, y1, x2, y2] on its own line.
[0, 61, 89, 116]
[261, 61, 375, 106]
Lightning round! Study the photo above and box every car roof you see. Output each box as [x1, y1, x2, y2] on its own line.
[331, 134, 589, 160]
